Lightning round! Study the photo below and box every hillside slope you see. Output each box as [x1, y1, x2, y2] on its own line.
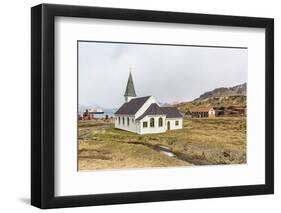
[195, 83, 246, 100]
[177, 83, 247, 113]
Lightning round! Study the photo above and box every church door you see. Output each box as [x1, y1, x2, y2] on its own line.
[167, 121, 170, 130]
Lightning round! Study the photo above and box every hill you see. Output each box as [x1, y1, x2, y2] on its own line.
[195, 83, 246, 100]
[176, 83, 247, 113]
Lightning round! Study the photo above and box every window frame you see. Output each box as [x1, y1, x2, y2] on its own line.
[150, 118, 155, 128]
[143, 121, 148, 128]
[159, 117, 163, 127]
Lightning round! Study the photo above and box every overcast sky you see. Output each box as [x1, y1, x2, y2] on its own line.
[78, 41, 247, 109]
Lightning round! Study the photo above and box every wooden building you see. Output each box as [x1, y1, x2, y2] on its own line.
[82, 109, 93, 120]
[189, 107, 216, 118]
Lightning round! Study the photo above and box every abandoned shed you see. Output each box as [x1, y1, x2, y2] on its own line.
[189, 107, 216, 118]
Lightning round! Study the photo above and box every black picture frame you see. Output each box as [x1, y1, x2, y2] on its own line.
[31, 3, 274, 209]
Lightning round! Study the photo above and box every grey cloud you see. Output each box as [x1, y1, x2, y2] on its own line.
[79, 42, 247, 108]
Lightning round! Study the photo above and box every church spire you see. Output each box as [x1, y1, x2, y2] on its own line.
[124, 71, 136, 102]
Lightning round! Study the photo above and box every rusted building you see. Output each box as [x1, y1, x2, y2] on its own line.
[82, 109, 93, 120]
[189, 107, 216, 118]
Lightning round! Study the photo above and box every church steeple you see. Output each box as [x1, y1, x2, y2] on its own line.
[124, 71, 136, 102]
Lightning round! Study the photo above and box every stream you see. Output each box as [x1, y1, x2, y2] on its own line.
[149, 144, 212, 166]
[128, 141, 212, 166]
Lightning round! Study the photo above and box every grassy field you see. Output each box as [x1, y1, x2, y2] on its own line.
[78, 117, 246, 171]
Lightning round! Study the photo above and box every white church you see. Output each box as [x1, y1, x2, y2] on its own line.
[114, 72, 183, 135]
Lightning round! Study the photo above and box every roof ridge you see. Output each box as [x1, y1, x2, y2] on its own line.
[115, 96, 151, 115]
[136, 103, 165, 120]
[128, 95, 151, 101]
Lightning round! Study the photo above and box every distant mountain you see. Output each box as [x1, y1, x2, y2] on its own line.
[195, 83, 246, 101]
[176, 83, 247, 113]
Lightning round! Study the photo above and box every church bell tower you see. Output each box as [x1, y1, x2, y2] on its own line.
[124, 71, 137, 103]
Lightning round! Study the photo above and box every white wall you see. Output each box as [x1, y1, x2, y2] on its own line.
[166, 118, 183, 130]
[125, 96, 135, 103]
[115, 96, 161, 134]
[114, 115, 139, 133]
[209, 109, 216, 116]
[134, 96, 158, 118]
[139, 115, 167, 134]
[0, 0, 280, 213]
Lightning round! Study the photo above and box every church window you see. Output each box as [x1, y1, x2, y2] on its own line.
[122, 117, 125, 125]
[118, 117, 120, 124]
[150, 118, 155, 127]
[159, 117, 163, 127]
[143, 121, 148, 128]
[127, 117, 130, 126]
[175, 120, 179, 126]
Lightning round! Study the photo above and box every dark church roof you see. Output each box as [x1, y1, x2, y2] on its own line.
[115, 96, 150, 115]
[136, 103, 165, 120]
[136, 105, 183, 120]
[161, 107, 183, 118]
[115, 95, 183, 120]
[124, 72, 136, 97]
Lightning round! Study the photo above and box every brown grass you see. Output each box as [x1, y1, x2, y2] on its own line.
[78, 117, 246, 171]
